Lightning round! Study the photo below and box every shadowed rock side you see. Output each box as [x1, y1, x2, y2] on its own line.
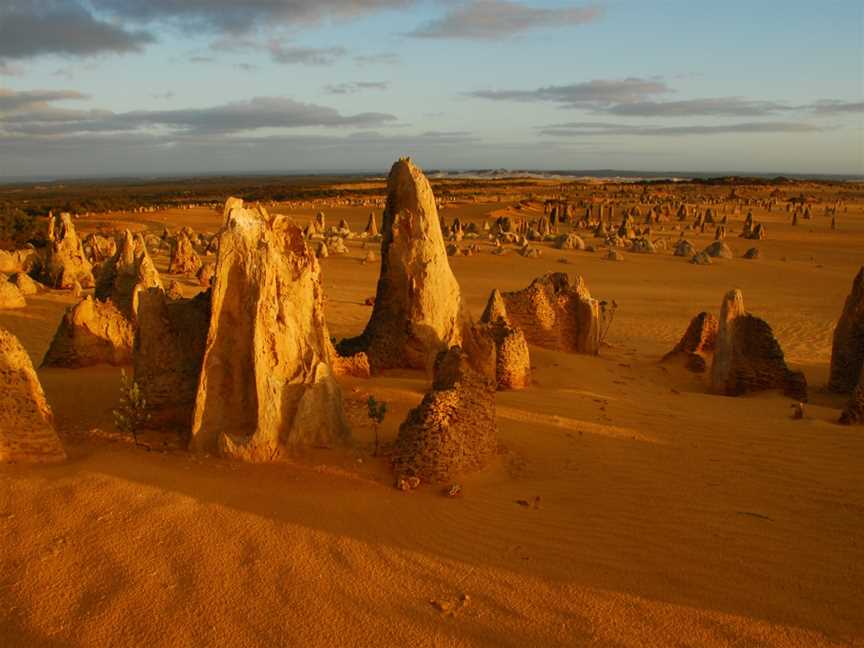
[840, 365, 864, 424]
[189, 203, 349, 461]
[42, 296, 134, 368]
[710, 289, 807, 400]
[499, 273, 600, 354]
[472, 289, 531, 390]
[662, 312, 719, 373]
[43, 212, 94, 289]
[0, 327, 65, 463]
[337, 158, 466, 371]
[392, 347, 498, 484]
[828, 267, 864, 393]
[95, 230, 163, 319]
[134, 288, 211, 434]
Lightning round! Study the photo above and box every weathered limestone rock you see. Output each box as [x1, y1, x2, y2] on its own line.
[690, 252, 712, 265]
[9, 272, 39, 296]
[168, 231, 202, 275]
[828, 267, 864, 393]
[704, 241, 733, 259]
[554, 232, 586, 250]
[94, 230, 162, 318]
[391, 347, 498, 484]
[674, 239, 696, 257]
[43, 213, 94, 289]
[0, 248, 41, 275]
[632, 237, 656, 254]
[499, 273, 600, 354]
[0, 281, 26, 309]
[83, 233, 117, 264]
[189, 203, 349, 460]
[662, 312, 719, 372]
[364, 212, 379, 236]
[710, 289, 807, 399]
[337, 158, 466, 371]
[0, 328, 65, 463]
[42, 296, 133, 367]
[473, 289, 531, 390]
[134, 288, 211, 432]
[743, 247, 761, 260]
[605, 249, 624, 262]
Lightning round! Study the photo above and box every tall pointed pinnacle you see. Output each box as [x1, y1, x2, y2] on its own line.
[337, 157, 466, 371]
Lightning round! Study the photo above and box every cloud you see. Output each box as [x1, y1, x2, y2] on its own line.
[91, 0, 414, 34]
[468, 78, 671, 106]
[0, 89, 89, 113]
[810, 100, 864, 114]
[323, 81, 390, 94]
[0, 96, 397, 136]
[408, 0, 601, 39]
[0, 1, 154, 61]
[268, 42, 346, 66]
[606, 97, 796, 117]
[539, 121, 825, 137]
[353, 52, 400, 65]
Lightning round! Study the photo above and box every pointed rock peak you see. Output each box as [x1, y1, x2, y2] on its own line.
[720, 288, 745, 323]
[480, 289, 509, 325]
[223, 196, 244, 224]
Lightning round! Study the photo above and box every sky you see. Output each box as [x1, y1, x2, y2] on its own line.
[0, 0, 861, 178]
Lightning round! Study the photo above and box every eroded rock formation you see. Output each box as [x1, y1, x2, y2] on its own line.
[392, 347, 498, 484]
[43, 213, 94, 289]
[42, 296, 133, 367]
[498, 273, 600, 354]
[0, 327, 65, 463]
[94, 230, 162, 318]
[662, 312, 718, 372]
[337, 158, 466, 371]
[189, 202, 349, 460]
[168, 231, 202, 275]
[710, 289, 807, 399]
[472, 289, 531, 390]
[0, 281, 26, 309]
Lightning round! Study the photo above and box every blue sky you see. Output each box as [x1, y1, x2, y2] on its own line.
[0, 0, 861, 178]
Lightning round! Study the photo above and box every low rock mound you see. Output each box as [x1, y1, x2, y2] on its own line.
[42, 296, 133, 367]
[0, 328, 66, 463]
[392, 347, 498, 484]
[704, 241, 733, 259]
[662, 312, 718, 372]
[0, 281, 26, 309]
[710, 289, 807, 400]
[674, 239, 696, 257]
[498, 273, 600, 354]
[10, 272, 39, 295]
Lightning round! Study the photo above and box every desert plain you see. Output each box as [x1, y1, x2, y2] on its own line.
[1, 168, 862, 648]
